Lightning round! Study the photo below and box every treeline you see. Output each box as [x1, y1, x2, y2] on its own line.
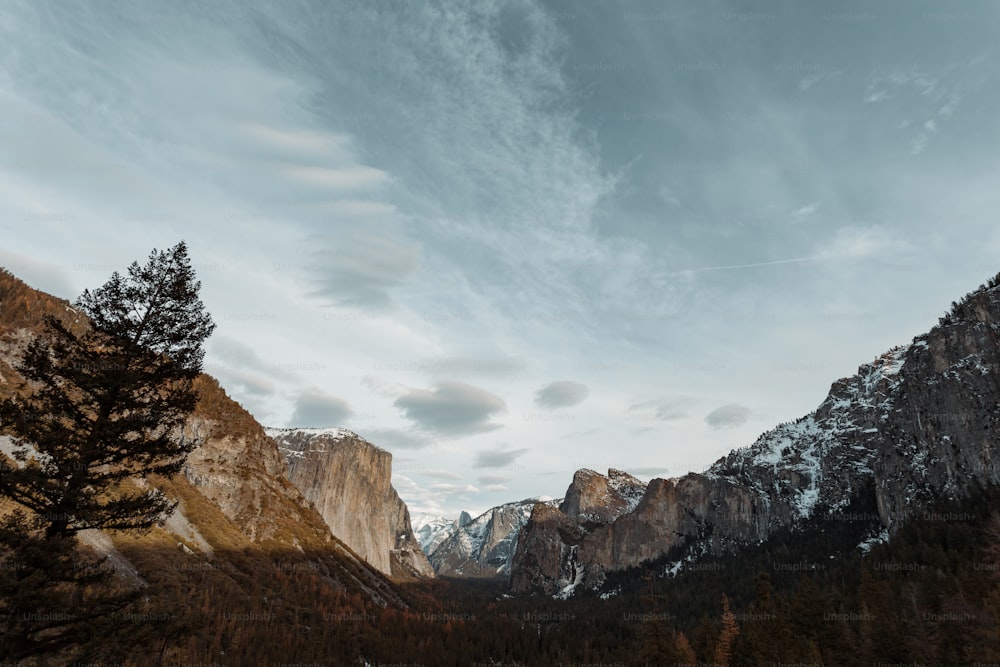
[90, 485, 1000, 665]
[939, 269, 1000, 326]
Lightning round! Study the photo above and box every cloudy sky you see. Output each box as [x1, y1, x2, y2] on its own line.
[3, 0, 999, 518]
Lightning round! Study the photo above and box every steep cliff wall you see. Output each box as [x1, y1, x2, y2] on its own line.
[267, 427, 434, 580]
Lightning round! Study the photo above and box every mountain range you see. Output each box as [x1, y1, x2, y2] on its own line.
[508, 273, 1000, 595]
[2, 264, 1000, 662]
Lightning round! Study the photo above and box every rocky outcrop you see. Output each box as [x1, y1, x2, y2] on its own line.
[267, 427, 434, 580]
[560, 468, 646, 524]
[428, 498, 558, 578]
[512, 275, 1000, 595]
[180, 380, 324, 545]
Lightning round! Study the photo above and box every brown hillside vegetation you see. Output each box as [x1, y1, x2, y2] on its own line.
[0, 266, 419, 663]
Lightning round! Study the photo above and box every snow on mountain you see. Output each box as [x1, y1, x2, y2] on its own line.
[411, 514, 458, 555]
[428, 497, 559, 578]
[512, 276, 1000, 596]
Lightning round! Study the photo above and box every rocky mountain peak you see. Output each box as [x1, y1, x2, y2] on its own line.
[559, 468, 647, 524]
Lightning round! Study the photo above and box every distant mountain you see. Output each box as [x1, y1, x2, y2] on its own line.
[412, 513, 458, 555]
[512, 272, 1000, 596]
[427, 497, 559, 578]
[267, 427, 434, 580]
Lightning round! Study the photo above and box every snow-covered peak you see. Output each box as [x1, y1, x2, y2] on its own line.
[265, 426, 357, 441]
[411, 514, 458, 555]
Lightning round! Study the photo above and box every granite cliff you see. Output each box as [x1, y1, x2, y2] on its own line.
[267, 427, 434, 580]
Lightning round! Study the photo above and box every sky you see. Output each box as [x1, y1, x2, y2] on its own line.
[2, 0, 1000, 519]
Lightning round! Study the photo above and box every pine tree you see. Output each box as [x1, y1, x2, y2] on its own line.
[675, 630, 697, 664]
[638, 573, 680, 665]
[714, 593, 739, 666]
[0, 242, 214, 661]
[0, 241, 214, 538]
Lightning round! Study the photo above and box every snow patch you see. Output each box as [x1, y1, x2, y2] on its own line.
[266, 426, 356, 441]
[600, 587, 621, 600]
[858, 528, 889, 554]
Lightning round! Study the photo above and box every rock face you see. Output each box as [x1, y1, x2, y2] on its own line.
[179, 380, 322, 545]
[428, 498, 558, 578]
[511, 276, 1000, 595]
[560, 468, 646, 524]
[267, 427, 434, 580]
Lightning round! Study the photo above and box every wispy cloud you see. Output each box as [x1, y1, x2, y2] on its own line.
[473, 445, 530, 469]
[625, 398, 692, 422]
[310, 232, 420, 309]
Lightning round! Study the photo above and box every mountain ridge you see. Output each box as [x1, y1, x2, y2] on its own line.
[511, 272, 1000, 595]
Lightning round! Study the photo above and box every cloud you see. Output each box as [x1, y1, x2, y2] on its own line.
[429, 482, 479, 494]
[354, 427, 432, 451]
[311, 232, 420, 309]
[282, 164, 390, 191]
[394, 381, 507, 436]
[288, 388, 353, 428]
[478, 474, 510, 485]
[534, 381, 589, 409]
[207, 365, 276, 397]
[391, 474, 447, 516]
[625, 398, 692, 422]
[239, 123, 349, 157]
[704, 404, 752, 430]
[421, 355, 525, 378]
[473, 445, 529, 469]
[628, 466, 672, 477]
[821, 226, 906, 260]
[209, 335, 295, 381]
[560, 428, 601, 439]
[422, 470, 463, 481]
[0, 249, 75, 299]
[790, 202, 820, 222]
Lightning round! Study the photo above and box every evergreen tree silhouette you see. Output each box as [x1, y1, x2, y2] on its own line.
[0, 242, 214, 661]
